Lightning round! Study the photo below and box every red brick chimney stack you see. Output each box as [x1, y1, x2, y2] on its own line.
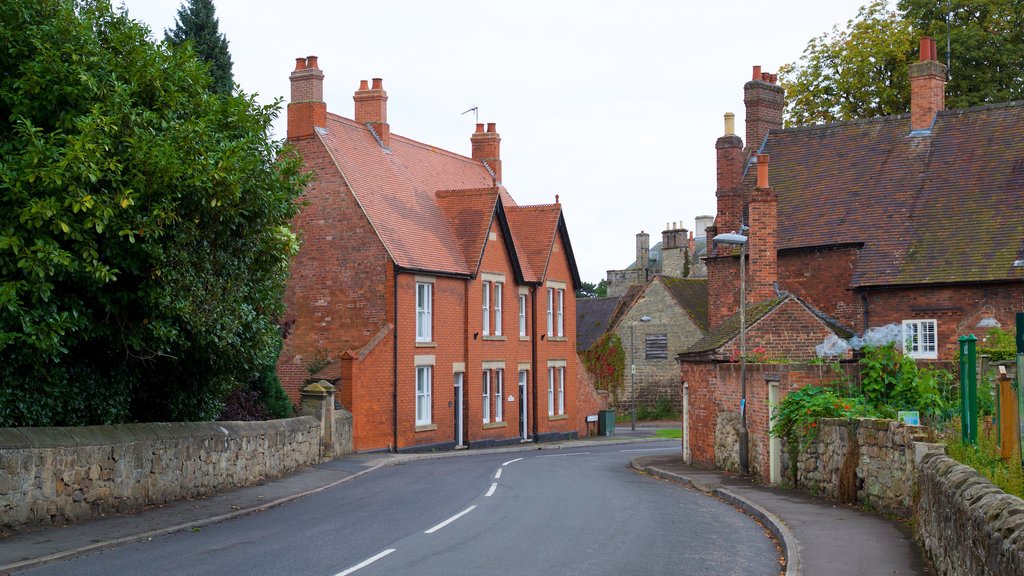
[909, 37, 947, 132]
[743, 65, 785, 158]
[748, 153, 778, 304]
[287, 55, 327, 140]
[712, 112, 744, 248]
[354, 77, 390, 148]
[471, 122, 502, 183]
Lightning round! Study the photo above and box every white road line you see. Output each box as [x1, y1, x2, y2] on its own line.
[424, 505, 476, 534]
[502, 457, 523, 466]
[485, 483, 498, 497]
[620, 448, 682, 453]
[537, 452, 590, 457]
[334, 548, 396, 576]
[494, 468, 503, 479]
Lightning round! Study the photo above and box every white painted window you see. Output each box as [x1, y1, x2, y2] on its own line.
[547, 368, 555, 416]
[519, 294, 527, 337]
[557, 289, 564, 337]
[482, 370, 491, 423]
[415, 282, 432, 342]
[495, 369, 504, 422]
[415, 366, 432, 426]
[494, 283, 503, 336]
[903, 319, 938, 359]
[482, 281, 490, 336]
[546, 288, 554, 336]
[557, 366, 565, 415]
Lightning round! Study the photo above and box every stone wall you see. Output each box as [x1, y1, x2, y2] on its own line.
[0, 418, 321, 530]
[916, 452, 1024, 576]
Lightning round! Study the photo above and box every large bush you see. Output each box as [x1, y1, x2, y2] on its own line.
[0, 0, 306, 425]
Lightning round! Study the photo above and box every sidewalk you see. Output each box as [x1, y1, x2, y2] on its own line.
[632, 454, 933, 576]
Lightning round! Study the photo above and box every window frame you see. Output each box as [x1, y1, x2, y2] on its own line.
[557, 366, 565, 415]
[556, 289, 564, 337]
[482, 369, 491, 423]
[902, 319, 938, 359]
[645, 333, 668, 360]
[415, 282, 432, 343]
[494, 369, 504, 422]
[482, 281, 491, 336]
[546, 288, 554, 336]
[547, 367, 555, 416]
[415, 365, 432, 426]
[494, 283, 503, 336]
[519, 293, 527, 337]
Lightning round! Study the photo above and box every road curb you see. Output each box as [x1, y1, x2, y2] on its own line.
[632, 462, 801, 576]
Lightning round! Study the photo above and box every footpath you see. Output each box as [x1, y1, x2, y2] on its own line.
[1, 424, 930, 575]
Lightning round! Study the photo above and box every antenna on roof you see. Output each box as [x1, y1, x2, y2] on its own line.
[945, 0, 952, 79]
[461, 106, 479, 123]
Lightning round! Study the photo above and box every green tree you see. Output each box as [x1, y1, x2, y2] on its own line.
[779, 0, 1024, 125]
[779, 1, 916, 125]
[576, 279, 608, 299]
[0, 0, 306, 426]
[165, 0, 234, 95]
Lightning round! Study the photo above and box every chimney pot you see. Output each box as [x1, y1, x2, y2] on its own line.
[371, 78, 383, 90]
[919, 37, 931, 62]
[475, 123, 485, 133]
[306, 55, 318, 69]
[359, 79, 369, 91]
[724, 112, 735, 136]
[930, 38, 938, 61]
[752, 65, 761, 81]
[487, 122, 496, 133]
[294, 57, 307, 71]
[756, 153, 770, 188]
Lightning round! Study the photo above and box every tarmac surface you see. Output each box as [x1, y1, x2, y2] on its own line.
[1, 423, 932, 575]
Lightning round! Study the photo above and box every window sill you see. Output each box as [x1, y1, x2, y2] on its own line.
[415, 424, 437, 432]
[483, 421, 508, 429]
[547, 336, 567, 342]
[519, 335, 529, 341]
[415, 341, 436, 348]
[548, 414, 568, 421]
[482, 335, 507, 341]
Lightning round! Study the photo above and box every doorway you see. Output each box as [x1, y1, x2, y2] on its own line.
[454, 373, 464, 447]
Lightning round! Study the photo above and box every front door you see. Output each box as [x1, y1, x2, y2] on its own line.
[455, 373, 464, 447]
[769, 380, 781, 484]
[519, 370, 529, 440]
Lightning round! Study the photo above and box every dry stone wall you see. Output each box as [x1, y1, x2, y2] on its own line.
[0, 417, 320, 529]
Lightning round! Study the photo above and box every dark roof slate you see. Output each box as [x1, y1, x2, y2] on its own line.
[659, 277, 708, 332]
[575, 296, 622, 352]
[748, 101, 1024, 288]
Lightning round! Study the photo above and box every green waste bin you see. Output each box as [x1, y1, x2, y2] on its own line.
[598, 410, 616, 436]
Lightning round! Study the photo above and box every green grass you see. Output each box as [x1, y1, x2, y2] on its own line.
[943, 419, 1024, 498]
[653, 429, 682, 439]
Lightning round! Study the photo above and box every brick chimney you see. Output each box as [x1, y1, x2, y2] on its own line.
[471, 122, 502, 183]
[288, 56, 326, 140]
[661, 222, 689, 278]
[748, 154, 778, 304]
[909, 37, 947, 133]
[354, 78, 390, 148]
[744, 66, 784, 158]
[712, 112, 744, 248]
[635, 231, 650, 272]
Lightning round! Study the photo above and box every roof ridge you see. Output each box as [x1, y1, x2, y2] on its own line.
[436, 187, 498, 197]
[771, 113, 908, 135]
[326, 112, 480, 164]
[937, 99, 1024, 116]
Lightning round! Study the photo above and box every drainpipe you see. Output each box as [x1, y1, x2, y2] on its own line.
[392, 264, 399, 453]
[531, 284, 539, 441]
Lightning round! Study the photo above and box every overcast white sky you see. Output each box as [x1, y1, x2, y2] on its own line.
[118, 0, 868, 284]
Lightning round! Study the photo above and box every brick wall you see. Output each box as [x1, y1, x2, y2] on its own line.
[278, 135, 390, 400]
[575, 354, 610, 437]
[778, 247, 862, 332]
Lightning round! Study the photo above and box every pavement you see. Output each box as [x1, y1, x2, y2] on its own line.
[1, 423, 931, 575]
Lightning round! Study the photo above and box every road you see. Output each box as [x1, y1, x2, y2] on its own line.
[18, 441, 780, 576]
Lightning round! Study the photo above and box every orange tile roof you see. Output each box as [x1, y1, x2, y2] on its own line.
[316, 112, 575, 285]
[318, 114, 515, 275]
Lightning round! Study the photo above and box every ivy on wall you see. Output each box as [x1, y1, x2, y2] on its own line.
[582, 332, 625, 397]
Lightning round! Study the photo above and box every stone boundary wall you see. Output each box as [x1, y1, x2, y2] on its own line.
[915, 452, 1024, 576]
[0, 417, 321, 530]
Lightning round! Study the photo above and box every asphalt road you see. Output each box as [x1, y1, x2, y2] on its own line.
[18, 441, 779, 576]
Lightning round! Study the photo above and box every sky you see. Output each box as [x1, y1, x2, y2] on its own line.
[117, 0, 869, 284]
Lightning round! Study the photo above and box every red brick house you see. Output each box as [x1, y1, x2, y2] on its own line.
[278, 56, 588, 452]
[680, 37, 1024, 475]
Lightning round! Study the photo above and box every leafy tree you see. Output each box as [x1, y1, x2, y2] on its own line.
[575, 279, 608, 299]
[165, 0, 234, 95]
[778, 1, 916, 125]
[0, 0, 306, 426]
[779, 0, 1024, 125]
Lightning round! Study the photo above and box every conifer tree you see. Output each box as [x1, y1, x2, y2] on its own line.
[165, 0, 234, 94]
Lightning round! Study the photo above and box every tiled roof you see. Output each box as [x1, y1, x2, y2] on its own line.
[680, 297, 787, 356]
[660, 277, 708, 332]
[576, 296, 622, 352]
[505, 204, 562, 283]
[748, 101, 1024, 287]
[318, 113, 576, 280]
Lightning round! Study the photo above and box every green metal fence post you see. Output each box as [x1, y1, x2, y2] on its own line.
[1016, 312, 1024, 465]
[960, 335, 978, 445]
